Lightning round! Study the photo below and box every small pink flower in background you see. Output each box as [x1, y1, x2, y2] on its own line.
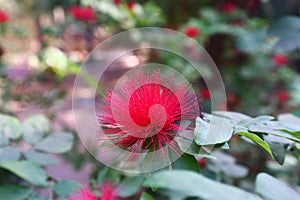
[277, 91, 289, 103]
[184, 26, 200, 38]
[101, 181, 118, 200]
[273, 54, 288, 66]
[70, 6, 96, 22]
[113, 0, 122, 5]
[0, 10, 9, 23]
[200, 88, 210, 100]
[69, 186, 97, 200]
[127, 1, 137, 11]
[98, 71, 200, 155]
[198, 157, 207, 167]
[223, 2, 236, 13]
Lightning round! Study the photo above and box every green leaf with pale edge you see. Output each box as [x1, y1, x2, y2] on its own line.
[118, 176, 145, 197]
[23, 115, 50, 144]
[144, 170, 258, 200]
[0, 185, 31, 200]
[0, 161, 48, 186]
[24, 150, 57, 166]
[53, 180, 81, 197]
[255, 173, 300, 200]
[236, 132, 273, 156]
[0, 114, 22, 140]
[34, 132, 74, 154]
[139, 192, 154, 200]
[0, 146, 20, 163]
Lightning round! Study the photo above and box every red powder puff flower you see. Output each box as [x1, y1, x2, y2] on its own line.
[101, 181, 118, 200]
[0, 10, 9, 23]
[113, 0, 122, 5]
[98, 71, 200, 155]
[277, 91, 289, 102]
[273, 54, 287, 66]
[70, 6, 96, 22]
[69, 186, 97, 200]
[200, 88, 210, 100]
[223, 2, 236, 13]
[184, 26, 200, 38]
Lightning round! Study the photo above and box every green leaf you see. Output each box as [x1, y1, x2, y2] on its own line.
[53, 180, 81, 197]
[0, 146, 20, 163]
[23, 115, 50, 144]
[0, 133, 9, 147]
[255, 173, 300, 200]
[139, 192, 154, 200]
[144, 170, 258, 200]
[0, 114, 22, 140]
[212, 111, 251, 124]
[267, 142, 288, 165]
[0, 161, 48, 186]
[34, 132, 74, 154]
[194, 116, 233, 146]
[238, 116, 275, 127]
[0, 184, 31, 200]
[211, 151, 248, 178]
[171, 154, 199, 172]
[118, 176, 145, 197]
[268, 16, 300, 51]
[24, 150, 57, 166]
[235, 132, 273, 156]
[97, 167, 121, 185]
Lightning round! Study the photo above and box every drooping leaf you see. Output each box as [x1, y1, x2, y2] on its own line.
[255, 173, 300, 200]
[144, 170, 259, 200]
[53, 180, 81, 197]
[271, 143, 288, 165]
[0, 161, 48, 186]
[23, 114, 50, 144]
[34, 132, 74, 154]
[24, 150, 57, 166]
[0, 184, 31, 200]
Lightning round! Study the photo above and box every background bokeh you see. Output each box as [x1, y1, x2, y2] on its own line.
[0, 0, 300, 199]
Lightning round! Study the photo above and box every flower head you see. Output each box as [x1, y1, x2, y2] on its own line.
[273, 54, 287, 66]
[70, 6, 96, 22]
[184, 26, 200, 38]
[0, 10, 9, 23]
[69, 186, 97, 200]
[98, 71, 200, 155]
